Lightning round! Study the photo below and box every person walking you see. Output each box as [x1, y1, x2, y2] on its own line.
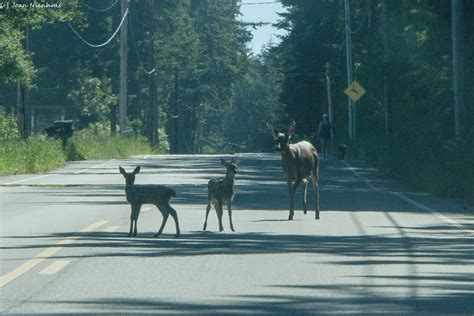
[317, 113, 333, 158]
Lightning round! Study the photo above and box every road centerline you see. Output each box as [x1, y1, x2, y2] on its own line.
[39, 260, 71, 275]
[74, 160, 115, 174]
[4, 175, 52, 186]
[0, 220, 109, 288]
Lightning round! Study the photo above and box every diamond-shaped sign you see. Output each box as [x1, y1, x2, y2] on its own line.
[344, 81, 366, 102]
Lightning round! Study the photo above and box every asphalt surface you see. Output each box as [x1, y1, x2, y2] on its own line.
[0, 153, 473, 315]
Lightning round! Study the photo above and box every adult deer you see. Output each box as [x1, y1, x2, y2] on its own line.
[119, 166, 180, 237]
[267, 121, 320, 220]
[203, 158, 238, 232]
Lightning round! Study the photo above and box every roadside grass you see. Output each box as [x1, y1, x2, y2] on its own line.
[0, 135, 66, 175]
[339, 134, 474, 200]
[67, 133, 156, 161]
[0, 133, 157, 176]
[0, 116, 160, 175]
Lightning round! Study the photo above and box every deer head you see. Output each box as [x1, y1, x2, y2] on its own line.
[267, 121, 296, 152]
[221, 158, 238, 178]
[119, 166, 141, 186]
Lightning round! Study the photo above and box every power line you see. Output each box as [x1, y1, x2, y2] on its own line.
[81, 0, 118, 12]
[68, 8, 129, 48]
[129, 12, 155, 75]
[351, 8, 368, 34]
[330, 38, 345, 83]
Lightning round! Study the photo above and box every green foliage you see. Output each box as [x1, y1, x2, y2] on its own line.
[273, 0, 473, 199]
[0, 0, 80, 86]
[343, 133, 474, 199]
[0, 109, 20, 141]
[224, 55, 285, 152]
[0, 134, 66, 175]
[0, 0, 277, 155]
[0, 105, 65, 174]
[273, 0, 342, 134]
[68, 77, 118, 126]
[156, 128, 170, 153]
[67, 123, 157, 160]
[0, 26, 36, 86]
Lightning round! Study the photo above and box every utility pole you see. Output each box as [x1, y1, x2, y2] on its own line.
[16, 83, 23, 137]
[150, 63, 158, 146]
[148, 1, 158, 146]
[451, 0, 466, 138]
[344, 0, 354, 141]
[325, 62, 333, 124]
[111, 8, 120, 135]
[18, 25, 31, 138]
[173, 67, 179, 154]
[367, 0, 372, 29]
[119, 0, 128, 135]
[383, 0, 392, 141]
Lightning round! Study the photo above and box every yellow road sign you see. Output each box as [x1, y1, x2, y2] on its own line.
[344, 81, 366, 102]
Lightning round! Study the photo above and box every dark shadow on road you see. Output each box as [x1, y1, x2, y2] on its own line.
[26, 286, 474, 315]
[8, 156, 472, 216]
[2, 229, 472, 265]
[2, 154, 473, 314]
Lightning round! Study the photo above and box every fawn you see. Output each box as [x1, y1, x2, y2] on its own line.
[119, 166, 180, 237]
[267, 121, 320, 220]
[203, 158, 238, 232]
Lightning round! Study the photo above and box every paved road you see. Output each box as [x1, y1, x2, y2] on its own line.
[1, 154, 473, 314]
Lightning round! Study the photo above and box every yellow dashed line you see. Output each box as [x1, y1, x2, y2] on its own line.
[0, 220, 108, 288]
[39, 260, 70, 275]
[80, 220, 109, 232]
[102, 226, 121, 233]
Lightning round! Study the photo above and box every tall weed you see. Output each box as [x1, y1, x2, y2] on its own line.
[342, 133, 473, 199]
[67, 123, 157, 160]
[0, 135, 65, 175]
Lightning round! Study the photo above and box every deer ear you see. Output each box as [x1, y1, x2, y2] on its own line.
[267, 122, 278, 139]
[220, 158, 228, 166]
[287, 121, 296, 137]
[119, 167, 126, 175]
[133, 166, 141, 175]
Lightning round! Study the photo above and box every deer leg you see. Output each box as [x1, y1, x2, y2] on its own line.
[130, 204, 140, 237]
[216, 199, 224, 231]
[129, 219, 134, 237]
[311, 171, 320, 220]
[288, 180, 296, 220]
[167, 204, 180, 238]
[302, 178, 308, 214]
[134, 220, 138, 237]
[203, 202, 212, 231]
[227, 200, 235, 232]
[292, 179, 302, 217]
[129, 205, 135, 236]
[154, 210, 169, 237]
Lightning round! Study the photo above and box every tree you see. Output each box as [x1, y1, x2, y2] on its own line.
[68, 76, 118, 128]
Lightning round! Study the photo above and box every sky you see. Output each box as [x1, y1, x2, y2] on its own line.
[239, 0, 288, 54]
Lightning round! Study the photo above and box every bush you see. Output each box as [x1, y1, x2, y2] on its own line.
[0, 110, 66, 175]
[0, 134, 66, 175]
[0, 113, 163, 175]
[0, 111, 20, 141]
[67, 123, 158, 160]
[343, 133, 474, 199]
